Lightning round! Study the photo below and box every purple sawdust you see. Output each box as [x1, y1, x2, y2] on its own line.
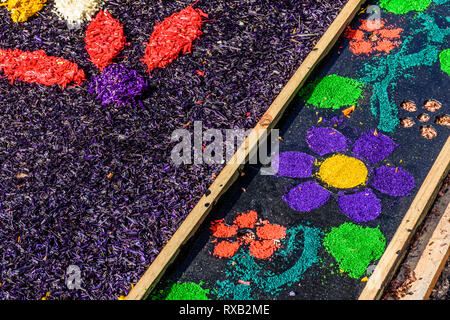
[273, 152, 316, 178]
[352, 130, 396, 164]
[321, 115, 345, 126]
[371, 166, 415, 197]
[88, 64, 148, 106]
[283, 181, 331, 212]
[305, 127, 349, 156]
[337, 189, 382, 222]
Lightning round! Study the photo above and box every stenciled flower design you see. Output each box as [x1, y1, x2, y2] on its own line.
[345, 19, 403, 56]
[273, 127, 415, 223]
[210, 210, 286, 260]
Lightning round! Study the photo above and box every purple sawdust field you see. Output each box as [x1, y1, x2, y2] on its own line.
[0, 0, 347, 299]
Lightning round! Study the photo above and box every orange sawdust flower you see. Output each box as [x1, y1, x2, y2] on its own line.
[211, 220, 238, 238]
[233, 210, 257, 228]
[249, 240, 279, 259]
[256, 224, 286, 240]
[213, 241, 240, 258]
[210, 210, 286, 260]
[345, 19, 403, 56]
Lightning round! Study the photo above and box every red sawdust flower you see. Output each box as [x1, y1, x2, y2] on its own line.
[210, 210, 286, 260]
[0, 48, 85, 87]
[141, 3, 208, 74]
[345, 19, 403, 56]
[85, 10, 127, 71]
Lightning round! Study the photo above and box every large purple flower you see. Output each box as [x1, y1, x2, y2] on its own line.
[273, 127, 415, 223]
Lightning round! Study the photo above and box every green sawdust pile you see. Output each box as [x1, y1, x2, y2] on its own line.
[323, 223, 386, 279]
[379, 0, 432, 14]
[299, 74, 365, 110]
[439, 49, 450, 76]
[150, 282, 210, 300]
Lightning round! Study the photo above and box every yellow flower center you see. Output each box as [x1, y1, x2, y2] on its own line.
[318, 154, 368, 189]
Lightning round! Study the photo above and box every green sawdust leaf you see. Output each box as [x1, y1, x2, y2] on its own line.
[439, 49, 450, 76]
[299, 74, 365, 110]
[150, 282, 210, 300]
[323, 223, 386, 279]
[379, 0, 432, 15]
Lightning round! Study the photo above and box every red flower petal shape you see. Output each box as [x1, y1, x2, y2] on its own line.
[359, 19, 385, 32]
[234, 210, 258, 229]
[375, 28, 403, 40]
[141, 4, 208, 73]
[345, 19, 403, 56]
[210, 219, 238, 238]
[249, 240, 279, 259]
[0, 48, 85, 88]
[213, 241, 240, 258]
[256, 224, 286, 240]
[345, 27, 365, 42]
[349, 40, 374, 55]
[85, 10, 126, 71]
[374, 40, 397, 54]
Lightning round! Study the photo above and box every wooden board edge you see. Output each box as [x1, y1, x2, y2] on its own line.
[126, 0, 367, 300]
[401, 202, 450, 300]
[359, 137, 450, 300]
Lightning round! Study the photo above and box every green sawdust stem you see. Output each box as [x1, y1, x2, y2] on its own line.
[299, 74, 365, 110]
[439, 49, 450, 75]
[151, 282, 210, 300]
[379, 0, 432, 14]
[323, 223, 386, 279]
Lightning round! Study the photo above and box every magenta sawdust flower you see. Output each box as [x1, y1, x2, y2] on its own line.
[88, 64, 148, 106]
[274, 127, 415, 223]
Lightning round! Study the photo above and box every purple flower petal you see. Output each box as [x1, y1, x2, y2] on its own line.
[371, 166, 415, 197]
[89, 64, 148, 106]
[283, 181, 330, 212]
[352, 130, 396, 164]
[338, 189, 382, 222]
[273, 152, 316, 178]
[306, 127, 349, 156]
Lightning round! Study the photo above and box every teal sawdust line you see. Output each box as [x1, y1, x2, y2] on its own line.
[359, 9, 450, 133]
[213, 225, 322, 300]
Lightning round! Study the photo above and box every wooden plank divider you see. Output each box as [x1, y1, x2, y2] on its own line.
[360, 138, 450, 300]
[401, 202, 450, 300]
